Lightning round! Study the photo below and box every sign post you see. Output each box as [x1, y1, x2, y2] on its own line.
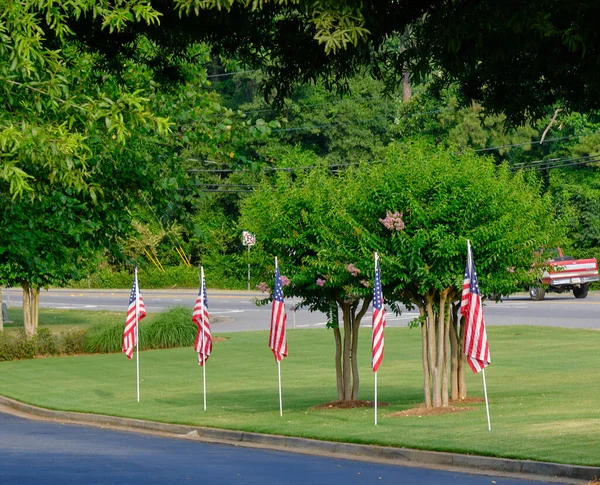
[242, 231, 256, 291]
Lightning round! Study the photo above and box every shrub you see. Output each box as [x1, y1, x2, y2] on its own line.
[145, 306, 197, 349]
[84, 322, 127, 354]
[0, 331, 36, 361]
[34, 328, 59, 356]
[60, 329, 86, 355]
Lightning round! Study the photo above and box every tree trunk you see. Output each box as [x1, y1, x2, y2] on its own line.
[22, 282, 38, 338]
[350, 297, 371, 401]
[418, 304, 431, 408]
[458, 316, 467, 400]
[0, 286, 3, 331]
[350, 308, 359, 400]
[402, 70, 412, 102]
[32, 288, 39, 332]
[425, 293, 441, 407]
[333, 326, 344, 400]
[438, 291, 450, 407]
[342, 302, 352, 401]
[450, 304, 460, 401]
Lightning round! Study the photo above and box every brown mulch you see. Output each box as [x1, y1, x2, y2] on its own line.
[388, 397, 485, 417]
[212, 336, 228, 343]
[312, 400, 390, 410]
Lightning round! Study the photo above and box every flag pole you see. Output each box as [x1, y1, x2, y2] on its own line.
[278, 360, 282, 417]
[135, 267, 140, 403]
[482, 368, 491, 431]
[374, 371, 378, 426]
[201, 266, 207, 412]
[276, 256, 283, 417]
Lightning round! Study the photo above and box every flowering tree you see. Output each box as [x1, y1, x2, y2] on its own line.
[241, 170, 375, 401]
[241, 142, 559, 406]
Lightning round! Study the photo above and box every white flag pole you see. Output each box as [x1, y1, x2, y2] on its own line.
[278, 360, 283, 417]
[374, 371, 378, 426]
[135, 267, 140, 403]
[482, 368, 491, 431]
[201, 266, 207, 412]
[275, 257, 283, 417]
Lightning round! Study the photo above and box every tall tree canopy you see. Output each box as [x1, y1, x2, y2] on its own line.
[61, 0, 600, 126]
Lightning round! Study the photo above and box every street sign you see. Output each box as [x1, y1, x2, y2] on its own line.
[242, 231, 256, 246]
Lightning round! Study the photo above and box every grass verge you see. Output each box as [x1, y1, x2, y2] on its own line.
[0, 326, 598, 466]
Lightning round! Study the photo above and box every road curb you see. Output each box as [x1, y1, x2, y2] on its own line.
[0, 395, 597, 483]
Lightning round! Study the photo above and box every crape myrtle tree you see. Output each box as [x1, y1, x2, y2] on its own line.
[350, 143, 560, 407]
[241, 142, 559, 407]
[240, 168, 375, 401]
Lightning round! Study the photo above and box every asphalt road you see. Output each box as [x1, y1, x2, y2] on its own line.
[3, 288, 600, 331]
[0, 412, 577, 485]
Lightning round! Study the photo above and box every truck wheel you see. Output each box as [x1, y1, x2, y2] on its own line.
[573, 284, 589, 299]
[529, 286, 545, 301]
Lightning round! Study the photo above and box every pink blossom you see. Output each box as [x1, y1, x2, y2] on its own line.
[345, 263, 361, 276]
[256, 282, 269, 293]
[316, 278, 326, 287]
[280, 275, 290, 286]
[360, 280, 370, 287]
[379, 211, 405, 231]
[506, 267, 515, 273]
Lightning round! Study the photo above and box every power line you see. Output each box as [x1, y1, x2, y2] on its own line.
[207, 70, 259, 79]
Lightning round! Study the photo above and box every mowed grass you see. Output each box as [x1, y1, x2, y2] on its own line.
[0, 326, 599, 466]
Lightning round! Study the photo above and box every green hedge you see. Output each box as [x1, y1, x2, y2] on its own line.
[0, 328, 86, 361]
[0, 307, 202, 362]
[70, 264, 252, 290]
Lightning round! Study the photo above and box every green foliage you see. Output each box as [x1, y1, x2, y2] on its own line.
[145, 307, 197, 349]
[0, 331, 36, 361]
[82, 307, 197, 355]
[83, 323, 129, 355]
[241, 141, 560, 308]
[0, 328, 85, 361]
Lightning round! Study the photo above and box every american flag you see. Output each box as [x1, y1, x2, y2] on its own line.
[372, 254, 385, 372]
[460, 241, 491, 373]
[269, 262, 288, 362]
[192, 271, 212, 366]
[123, 270, 146, 359]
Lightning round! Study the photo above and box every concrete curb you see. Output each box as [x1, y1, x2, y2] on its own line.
[1, 395, 598, 483]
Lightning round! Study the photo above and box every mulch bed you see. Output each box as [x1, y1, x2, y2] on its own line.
[387, 397, 484, 417]
[311, 397, 484, 416]
[312, 400, 389, 410]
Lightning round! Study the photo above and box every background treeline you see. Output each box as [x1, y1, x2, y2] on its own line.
[72, 55, 600, 290]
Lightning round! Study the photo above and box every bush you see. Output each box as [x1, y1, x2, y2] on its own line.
[59, 329, 86, 355]
[84, 322, 129, 354]
[34, 328, 59, 356]
[0, 331, 36, 361]
[144, 306, 197, 349]
[0, 305, 200, 361]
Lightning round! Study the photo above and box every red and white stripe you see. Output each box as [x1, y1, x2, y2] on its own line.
[269, 260, 288, 362]
[372, 254, 385, 372]
[123, 270, 146, 359]
[192, 269, 212, 366]
[461, 242, 490, 373]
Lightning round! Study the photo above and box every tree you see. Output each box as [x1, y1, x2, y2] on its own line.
[241, 142, 559, 406]
[62, 1, 600, 127]
[240, 169, 374, 401]
[1, 1, 169, 197]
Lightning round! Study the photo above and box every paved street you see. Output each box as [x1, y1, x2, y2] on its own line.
[3, 288, 600, 331]
[0, 412, 579, 485]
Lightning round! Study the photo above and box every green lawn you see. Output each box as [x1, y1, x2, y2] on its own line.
[0, 326, 599, 466]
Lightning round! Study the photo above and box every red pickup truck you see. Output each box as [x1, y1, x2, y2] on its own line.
[529, 248, 599, 300]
